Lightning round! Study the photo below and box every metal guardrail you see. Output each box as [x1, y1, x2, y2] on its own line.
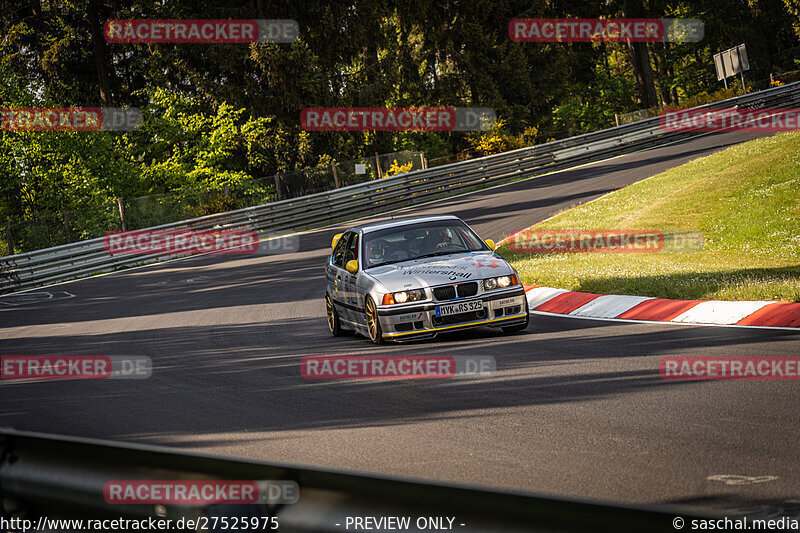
[0, 428, 711, 532]
[2, 81, 799, 294]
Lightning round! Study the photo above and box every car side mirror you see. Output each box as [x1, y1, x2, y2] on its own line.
[331, 233, 344, 250]
[484, 239, 496, 251]
[345, 260, 358, 274]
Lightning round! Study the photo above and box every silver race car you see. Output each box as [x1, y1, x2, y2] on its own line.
[325, 215, 529, 344]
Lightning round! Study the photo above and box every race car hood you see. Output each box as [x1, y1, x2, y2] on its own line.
[364, 251, 515, 293]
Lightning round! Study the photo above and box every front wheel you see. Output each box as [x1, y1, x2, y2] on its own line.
[365, 296, 385, 345]
[326, 293, 344, 337]
[502, 298, 529, 334]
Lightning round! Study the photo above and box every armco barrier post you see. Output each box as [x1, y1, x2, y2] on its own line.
[117, 197, 127, 232]
[274, 175, 282, 201]
[331, 160, 340, 188]
[63, 211, 72, 243]
[4, 219, 14, 256]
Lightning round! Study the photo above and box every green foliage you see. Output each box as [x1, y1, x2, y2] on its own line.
[553, 74, 637, 135]
[1, 0, 799, 254]
[465, 119, 538, 155]
[384, 159, 413, 177]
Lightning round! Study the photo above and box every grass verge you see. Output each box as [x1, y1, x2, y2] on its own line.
[496, 131, 800, 302]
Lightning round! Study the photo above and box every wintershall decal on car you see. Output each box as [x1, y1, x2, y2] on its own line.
[300, 356, 496, 379]
[104, 19, 299, 43]
[401, 269, 473, 279]
[509, 18, 704, 43]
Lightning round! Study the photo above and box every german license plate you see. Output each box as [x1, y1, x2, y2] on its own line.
[436, 300, 484, 317]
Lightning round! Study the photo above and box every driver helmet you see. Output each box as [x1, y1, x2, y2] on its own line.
[366, 240, 385, 263]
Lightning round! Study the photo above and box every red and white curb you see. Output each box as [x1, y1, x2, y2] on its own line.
[523, 286, 800, 330]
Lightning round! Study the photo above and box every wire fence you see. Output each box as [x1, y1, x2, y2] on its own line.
[616, 70, 800, 125]
[1, 150, 425, 256]
[6, 68, 799, 257]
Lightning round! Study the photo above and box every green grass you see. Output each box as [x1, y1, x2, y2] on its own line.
[497, 131, 800, 302]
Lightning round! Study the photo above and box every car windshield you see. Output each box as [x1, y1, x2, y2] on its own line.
[363, 220, 487, 268]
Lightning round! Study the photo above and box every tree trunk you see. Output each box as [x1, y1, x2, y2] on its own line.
[655, 43, 673, 106]
[87, 0, 115, 106]
[27, 0, 56, 96]
[623, 0, 659, 109]
[627, 41, 659, 108]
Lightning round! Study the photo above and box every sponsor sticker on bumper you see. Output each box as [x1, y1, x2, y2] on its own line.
[394, 311, 425, 321]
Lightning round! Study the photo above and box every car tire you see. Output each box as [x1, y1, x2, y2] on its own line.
[365, 296, 385, 345]
[326, 293, 345, 337]
[502, 298, 530, 334]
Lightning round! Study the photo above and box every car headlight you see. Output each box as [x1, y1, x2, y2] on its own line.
[484, 274, 518, 290]
[382, 289, 424, 305]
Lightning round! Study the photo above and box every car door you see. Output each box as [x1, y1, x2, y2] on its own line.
[328, 231, 350, 319]
[340, 232, 362, 324]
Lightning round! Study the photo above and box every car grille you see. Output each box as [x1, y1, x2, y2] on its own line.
[433, 282, 479, 301]
[457, 282, 478, 297]
[433, 286, 456, 300]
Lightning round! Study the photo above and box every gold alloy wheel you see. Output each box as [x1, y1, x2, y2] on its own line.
[365, 297, 382, 344]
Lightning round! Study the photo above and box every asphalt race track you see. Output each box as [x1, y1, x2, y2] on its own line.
[2, 130, 799, 517]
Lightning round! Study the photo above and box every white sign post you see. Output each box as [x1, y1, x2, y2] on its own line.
[714, 44, 749, 90]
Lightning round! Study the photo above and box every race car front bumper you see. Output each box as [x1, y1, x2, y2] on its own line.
[376, 286, 528, 340]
